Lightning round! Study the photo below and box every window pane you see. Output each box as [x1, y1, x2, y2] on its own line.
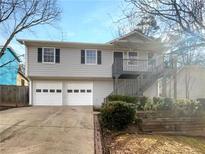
[87, 89, 92, 93]
[56, 89, 62, 93]
[74, 89, 79, 93]
[43, 48, 55, 62]
[128, 52, 137, 65]
[86, 50, 96, 64]
[80, 89, 85, 93]
[129, 52, 137, 59]
[36, 89, 41, 92]
[50, 89, 55, 93]
[43, 89, 48, 92]
[67, 89, 72, 93]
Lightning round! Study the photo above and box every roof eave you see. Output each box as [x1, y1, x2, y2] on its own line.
[107, 31, 153, 44]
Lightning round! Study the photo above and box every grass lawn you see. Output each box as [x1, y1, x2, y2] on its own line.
[103, 131, 205, 154]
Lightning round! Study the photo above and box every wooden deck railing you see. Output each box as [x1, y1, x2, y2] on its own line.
[112, 54, 176, 96]
[112, 58, 154, 76]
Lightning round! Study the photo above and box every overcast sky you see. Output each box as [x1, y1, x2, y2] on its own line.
[0, 0, 124, 59]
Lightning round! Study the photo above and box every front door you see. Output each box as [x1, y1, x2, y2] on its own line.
[113, 52, 123, 73]
[114, 52, 123, 61]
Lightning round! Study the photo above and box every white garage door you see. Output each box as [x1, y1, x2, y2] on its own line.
[65, 81, 93, 105]
[33, 81, 63, 106]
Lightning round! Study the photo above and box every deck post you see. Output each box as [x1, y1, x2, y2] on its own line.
[161, 75, 167, 97]
[114, 76, 119, 95]
[173, 55, 177, 99]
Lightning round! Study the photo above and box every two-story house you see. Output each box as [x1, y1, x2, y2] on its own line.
[18, 31, 167, 107]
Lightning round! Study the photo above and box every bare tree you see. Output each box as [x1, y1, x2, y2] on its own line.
[135, 15, 159, 36]
[166, 32, 205, 66]
[125, 0, 205, 39]
[0, 0, 61, 58]
[115, 9, 160, 37]
[117, 0, 205, 67]
[0, 0, 18, 22]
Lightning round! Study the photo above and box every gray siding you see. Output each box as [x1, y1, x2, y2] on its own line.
[27, 46, 113, 78]
[93, 80, 113, 107]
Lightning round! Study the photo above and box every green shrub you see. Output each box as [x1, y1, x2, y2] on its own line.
[123, 96, 137, 103]
[152, 97, 162, 110]
[108, 95, 154, 111]
[153, 97, 163, 104]
[106, 95, 204, 116]
[107, 95, 136, 103]
[172, 99, 200, 116]
[160, 97, 174, 110]
[197, 98, 205, 103]
[143, 98, 154, 111]
[100, 101, 136, 130]
[136, 96, 149, 110]
[107, 95, 124, 101]
[151, 97, 174, 111]
[197, 98, 205, 109]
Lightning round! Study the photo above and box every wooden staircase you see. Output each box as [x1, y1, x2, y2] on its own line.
[113, 61, 174, 96]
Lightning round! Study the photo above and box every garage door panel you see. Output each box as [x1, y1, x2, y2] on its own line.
[33, 81, 93, 106]
[33, 81, 63, 106]
[65, 81, 93, 106]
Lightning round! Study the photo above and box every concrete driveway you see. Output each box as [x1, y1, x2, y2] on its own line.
[0, 106, 94, 154]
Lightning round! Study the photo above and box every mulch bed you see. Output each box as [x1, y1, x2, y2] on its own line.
[94, 113, 205, 154]
[94, 113, 139, 154]
[101, 125, 140, 154]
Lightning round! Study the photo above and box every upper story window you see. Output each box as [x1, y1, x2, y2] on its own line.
[128, 52, 137, 65]
[43, 48, 55, 63]
[85, 49, 97, 64]
[128, 52, 138, 59]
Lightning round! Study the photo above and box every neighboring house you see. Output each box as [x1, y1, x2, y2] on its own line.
[17, 65, 29, 86]
[0, 47, 28, 86]
[144, 65, 205, 99]
[18, 31, 167, 107]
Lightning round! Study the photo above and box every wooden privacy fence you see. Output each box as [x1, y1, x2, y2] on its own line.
[136, 111, 205, 137]
[0, 85, 29, 107]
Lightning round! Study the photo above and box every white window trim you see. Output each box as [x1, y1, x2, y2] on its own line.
[85, 49, 97, 65]
[126, 51, 138, 66]
[42, 47, 56, 64]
